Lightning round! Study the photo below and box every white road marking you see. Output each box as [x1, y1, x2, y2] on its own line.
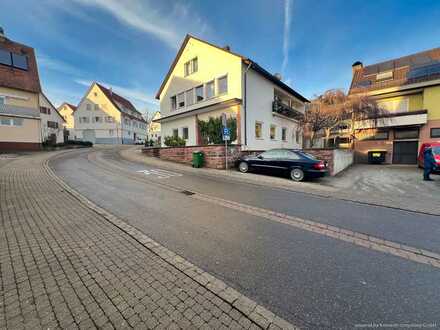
[136, 168, 182, 179]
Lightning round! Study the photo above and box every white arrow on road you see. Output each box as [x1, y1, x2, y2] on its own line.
[137, 168, 182, 179]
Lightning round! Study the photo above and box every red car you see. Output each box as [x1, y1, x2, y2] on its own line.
[418, 142, 440, 173]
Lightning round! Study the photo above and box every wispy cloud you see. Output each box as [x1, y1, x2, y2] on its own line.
[70, 0, 210, 48]
[75, 79, 158, 113]
[282, 0, 293, 76]
[38, 54, 84, 77]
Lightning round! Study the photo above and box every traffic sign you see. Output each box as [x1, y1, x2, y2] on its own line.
[223, 127, 230, 136]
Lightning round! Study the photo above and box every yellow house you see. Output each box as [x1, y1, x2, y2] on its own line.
[58, 102, 77, 139]
[0, 29, 42, 151]
[147, 111, 161, 144]
[155, 35, 308, 150]
[74, 82, 147, 144]
[349, 47, 440, 164]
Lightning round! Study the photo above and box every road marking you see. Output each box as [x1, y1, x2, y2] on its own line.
[190, 193, 440, 269]
[136, 168, 182, 179]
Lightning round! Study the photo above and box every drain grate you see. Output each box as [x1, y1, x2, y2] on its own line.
[180, 190, 195, 196]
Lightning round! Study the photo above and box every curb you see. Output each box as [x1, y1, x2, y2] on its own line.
[44, 154, 299, 330]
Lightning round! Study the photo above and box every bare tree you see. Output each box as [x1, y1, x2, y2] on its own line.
[303, 89, 385, 148]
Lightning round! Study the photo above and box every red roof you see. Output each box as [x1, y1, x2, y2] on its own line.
[350, 47, 440, 94]
[95, 83, 146, 123]
[0, 36, 41, 93]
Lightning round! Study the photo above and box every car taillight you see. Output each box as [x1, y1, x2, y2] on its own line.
[313, 161, 326, 170]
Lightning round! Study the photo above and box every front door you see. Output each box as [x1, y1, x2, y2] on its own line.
[393, 141, 418, 164]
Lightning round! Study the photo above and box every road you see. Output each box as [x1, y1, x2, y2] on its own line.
[50, 146, 440, 328]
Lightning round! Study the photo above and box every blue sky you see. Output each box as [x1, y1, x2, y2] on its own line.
[1, 0, 440, 117]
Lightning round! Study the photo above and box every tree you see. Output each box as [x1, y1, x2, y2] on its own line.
[303, 89, 385, 148]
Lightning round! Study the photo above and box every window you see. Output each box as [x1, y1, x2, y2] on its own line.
[394, 128, 419, 139]
[255, 122, 263, 139]
[270, 125, 276, 140]
[109, 129, 114, 136]
[186, 89, 194, 106]
[173, 129, 178, 138]
[206, 81, 215, 99]
[218, 75, 228, 95]
[358, 129, 389, 141]
[86, 104, 92, 111]
[0, 49, 12, 66]
[282, 127, 287, 141]
[260, 150, 281, 159]
[47, 121, 59, 129]
[170, 95, 177, 110]
[13, 118, 23, 126]
[93, 116, 102, 123]
[184, 57, 198, 76]
[377, 98, 408, 113]
[80, 117, 89, 123]
[295, 130, 300, 144]
[182, 127, 189, 139]
[177, 92, 185, 108]
[105, 116, 114, 123]
[431, 128, 440, 138]
[195, 85, 204, 102]
[376, 71, 393, 81]
[0, 117, 23, 126]
[11, 54, 28, 70]
[0, 96, 5, 112]
[40, 107, 51, 115]
[94, 104, 99, 111]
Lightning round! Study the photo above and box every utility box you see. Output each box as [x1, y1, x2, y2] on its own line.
[192, 151, 204, 168]
[368, 150, 387, 164]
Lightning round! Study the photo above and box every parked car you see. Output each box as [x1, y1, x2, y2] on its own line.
[236, 149, 328, 182]
[418, 142, 440, 173]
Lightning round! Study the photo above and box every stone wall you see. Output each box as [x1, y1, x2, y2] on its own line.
[142, 145, 242, 169]
[304, 148, 335, 175]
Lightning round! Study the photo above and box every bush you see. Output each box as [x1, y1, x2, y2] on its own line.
[164, 136, 186, 147]
[198, 116, 237, 145]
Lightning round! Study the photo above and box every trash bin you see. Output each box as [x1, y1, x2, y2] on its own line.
[192, 151, 204, 168]
[368, 150, 387, 164]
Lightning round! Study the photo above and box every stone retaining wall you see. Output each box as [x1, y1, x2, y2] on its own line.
[142, 145, 242, 169]
[304, 148, 353, 175]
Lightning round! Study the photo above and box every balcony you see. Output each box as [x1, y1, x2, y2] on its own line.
[272, 99, 304, 120]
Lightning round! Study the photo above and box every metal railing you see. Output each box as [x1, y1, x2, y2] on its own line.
[272, 99, 304, 120]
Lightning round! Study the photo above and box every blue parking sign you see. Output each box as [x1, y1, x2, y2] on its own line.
[223, 127, 230, 136]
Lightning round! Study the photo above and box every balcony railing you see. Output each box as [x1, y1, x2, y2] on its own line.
[272, 99, 304, 120]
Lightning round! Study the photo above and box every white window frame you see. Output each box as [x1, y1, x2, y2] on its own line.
[86, 104, 91, 111]
[217, 75, 228, 95]
[186, 89, 195, 106]
[170, 95, 177, 111]
[270, 124, 276, 140]
[177, 92, 185, 108]
[206, 80, 215, 99]
[255, 121, 263, 139]
[281, 127, 287, 141]
[184, 57, 198, 76]
[94, 104, 99, 111]
[195, 85, 204, 103]
[182, 127, 189, 140]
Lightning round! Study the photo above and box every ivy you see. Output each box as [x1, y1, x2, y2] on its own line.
[198, 116, 237, 145]
[164, 135, 186, 147]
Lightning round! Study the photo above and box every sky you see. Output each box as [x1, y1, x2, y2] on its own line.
[1, 0, 440, 117]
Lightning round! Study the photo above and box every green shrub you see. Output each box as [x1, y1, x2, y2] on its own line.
[198, 116, 237, 145]
[164, 136, 186, 147]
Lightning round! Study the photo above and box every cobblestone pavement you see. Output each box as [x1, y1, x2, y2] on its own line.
[0, 151, 294, 330]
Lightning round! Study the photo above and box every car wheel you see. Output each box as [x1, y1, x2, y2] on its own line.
[238, 161, 249, 173]
[290, 168, 305, 182]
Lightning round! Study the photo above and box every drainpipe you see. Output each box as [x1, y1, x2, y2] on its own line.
[243, 61, 252, 147]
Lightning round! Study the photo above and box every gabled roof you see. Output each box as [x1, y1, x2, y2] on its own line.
[40, 93, 66, 122]
[155, 34, 309, 103]
[0, 36, 41, 93]
[350, 47, 440, 94]
[59, 102, 78, 112]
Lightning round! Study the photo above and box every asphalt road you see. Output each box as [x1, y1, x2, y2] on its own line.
[51, 147, 440, 328]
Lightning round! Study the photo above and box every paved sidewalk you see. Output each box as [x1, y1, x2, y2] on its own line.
[0, 151, 293, 329]
[121, 147, 440, 215]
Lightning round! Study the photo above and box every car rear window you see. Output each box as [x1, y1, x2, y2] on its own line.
[297, 151, 318, 160]
[432, 146, 440, 155]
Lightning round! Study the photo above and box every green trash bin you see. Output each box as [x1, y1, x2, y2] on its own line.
[192, 151, 204, 168]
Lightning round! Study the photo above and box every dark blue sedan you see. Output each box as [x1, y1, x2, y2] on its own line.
[236, 149, 328, 182]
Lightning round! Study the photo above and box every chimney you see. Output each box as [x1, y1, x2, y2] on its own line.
[352, 61, 363, 75]
[223, 45, 231, 51]
[274, 73, 282, 80]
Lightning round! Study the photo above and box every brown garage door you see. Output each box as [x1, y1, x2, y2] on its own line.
[393, 141, 418, 164]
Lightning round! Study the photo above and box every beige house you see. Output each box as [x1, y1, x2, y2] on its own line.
[74, 82, 147, 144]
[147, 111, 161, 144]
[0, 28, 42, 151]
[39, 93, 65, 144]
[155, 35, 308, 151]
[58, 102, 77, 140]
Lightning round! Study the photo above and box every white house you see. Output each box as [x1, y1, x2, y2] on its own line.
[147, 111, 161, 145]
[155, 35, 308, 151]
[39, 93, 65, 144]
[74, 82, 147, 144]
[58, 102, 76, 140]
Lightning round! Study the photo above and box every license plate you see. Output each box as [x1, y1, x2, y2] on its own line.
[372, 153, 381, 157]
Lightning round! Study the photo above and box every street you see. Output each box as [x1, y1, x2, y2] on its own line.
[50, 147, 440, 328]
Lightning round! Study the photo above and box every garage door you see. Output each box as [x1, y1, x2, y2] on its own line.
[393, 141, 418, 164]
[83, 129, 96, 144]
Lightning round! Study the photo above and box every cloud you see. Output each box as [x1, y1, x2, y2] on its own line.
[70, 0, 210, 48]
[75, 79, 158, 112]
[282, 0, 293, 76]
[38, 54, 84, 77]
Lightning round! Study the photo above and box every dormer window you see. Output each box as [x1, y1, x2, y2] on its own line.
[376, 71, 393, 81]
[184, 57, 198, 76]
[177, 92, 185, 108]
